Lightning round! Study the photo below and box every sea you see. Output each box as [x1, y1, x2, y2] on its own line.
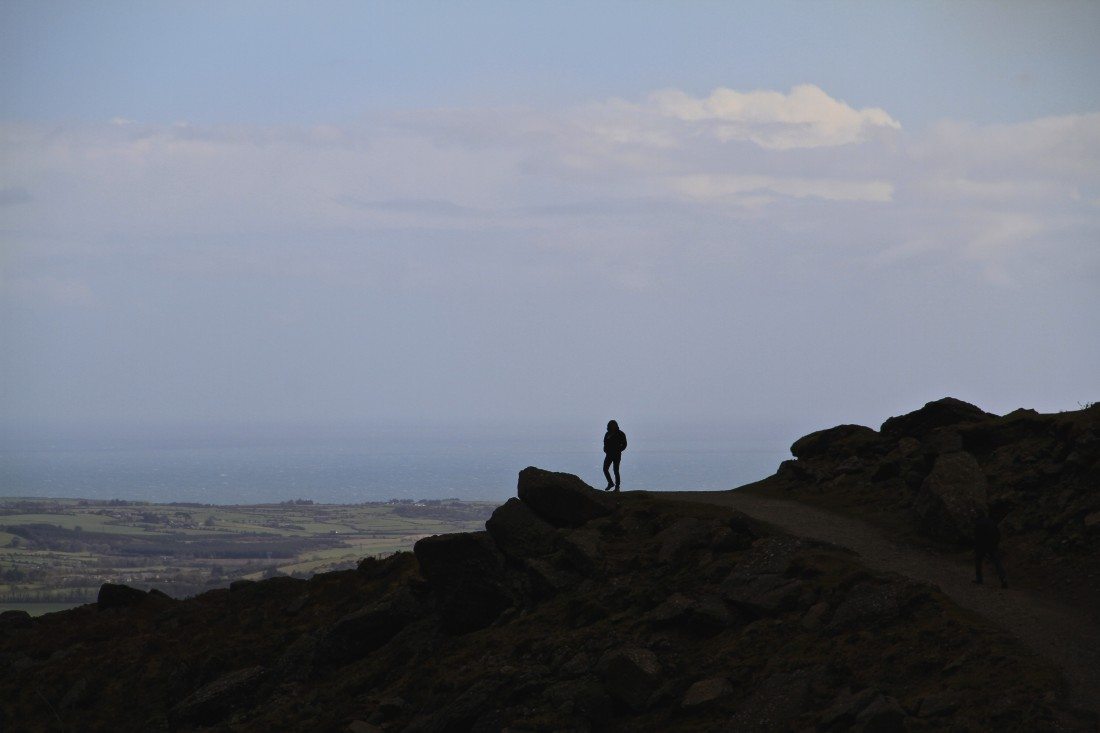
[0, 423, 794, 505]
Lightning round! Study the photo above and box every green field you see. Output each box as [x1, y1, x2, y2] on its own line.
[0, 497, 497, 614]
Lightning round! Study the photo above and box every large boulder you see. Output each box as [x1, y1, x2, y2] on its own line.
[96, 583, 147, 610]
[915, 451, 989, 543]
[790, 424, 879, 460]
[880, 397, 994, 438]
[597, 646, 662, 712]
[317, 588, 420, 665]
[169, 666, 268, 727]
[414, 531, 515, 633]
[517, 467, 613, 527]
[485, 498, 558, 559]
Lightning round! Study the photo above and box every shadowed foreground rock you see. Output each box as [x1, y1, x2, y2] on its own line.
[0, 463, 1093, 731]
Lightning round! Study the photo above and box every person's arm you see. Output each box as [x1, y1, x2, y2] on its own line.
[620, 432, 628, 451]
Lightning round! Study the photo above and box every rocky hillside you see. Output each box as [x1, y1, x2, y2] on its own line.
[746, 398, 1100, 612]
[1, 467, 1091, 731]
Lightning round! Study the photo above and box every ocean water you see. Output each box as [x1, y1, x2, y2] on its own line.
[0, 424, 792, 505]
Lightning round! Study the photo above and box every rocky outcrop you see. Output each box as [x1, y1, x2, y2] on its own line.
[880, 397, 994, 438]
[915, 451, 989, 542]
[0, 463, 1090, 732]
[96, 582, 147, 610]
[485, 497, 558, 558]
[413, 531, 515, 633]
[516, 466, 613, 527]
[755, 398, 1100, 611]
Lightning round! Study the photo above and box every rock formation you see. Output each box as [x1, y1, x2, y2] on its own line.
[1, 459, 1091, 731]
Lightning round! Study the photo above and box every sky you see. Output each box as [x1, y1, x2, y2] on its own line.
[1, 1, 1098, 439]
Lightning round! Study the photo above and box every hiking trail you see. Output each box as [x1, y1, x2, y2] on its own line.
[671, 490, 1100, 718]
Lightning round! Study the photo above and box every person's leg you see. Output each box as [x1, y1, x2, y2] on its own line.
[602, 455, 614, 490]
[990, 546, 1008, 588]
[974, 548, 984, 584]
[612, 456, 621, 491]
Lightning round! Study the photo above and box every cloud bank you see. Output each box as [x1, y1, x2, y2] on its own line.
[1, 85, 1097, 426]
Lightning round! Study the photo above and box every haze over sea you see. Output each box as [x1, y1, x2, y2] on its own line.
[0, 423, 792, 505]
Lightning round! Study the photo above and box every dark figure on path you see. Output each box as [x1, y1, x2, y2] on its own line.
[973, 515, 1008, 588]
[603, 420, 628, 491]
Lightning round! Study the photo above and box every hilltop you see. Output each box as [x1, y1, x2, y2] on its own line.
[741, 398, 1100, 614]
[1, 456, 1095, 731]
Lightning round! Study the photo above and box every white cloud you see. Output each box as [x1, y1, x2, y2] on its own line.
[648, 84, 901, 149]
[671, 174, 894, 203]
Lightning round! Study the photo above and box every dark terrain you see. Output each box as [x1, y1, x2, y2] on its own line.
[0, 399, 1097, 731]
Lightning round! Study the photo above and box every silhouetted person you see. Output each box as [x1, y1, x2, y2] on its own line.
[602, 420, 627, 491]
[973, 515, 1008, 588]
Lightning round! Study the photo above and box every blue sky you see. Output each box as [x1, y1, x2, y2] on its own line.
[4, 1, 1098, 126]
[1, 1, 1098, 435]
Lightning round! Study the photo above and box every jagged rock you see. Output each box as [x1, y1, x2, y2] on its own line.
[856, 694, 907, 732]
[346, 721, 382, 733]
[881, 397, 993, 438]
[791, 424, 879, 460]
[917, 691, 960, 717]
[721, 573, 804, 616]
[559, 528, 604, 576]
[731, 536, 805, 576]
[524, 556, 580, 598]
[597, 646, 662, 712]
[819, 687, 880, 729]
[915, 451, 989, 543]
[682, 677, 732, 708]
[169, 665, 267, 726]
[414, 531, 515, 633]
[317, 588, 419, 664]
[800, 600, 830, 630]
[649, 593, 731, 630]
[229, 579, 256, 592]
[656, 517, 712, 564]
[728, 669, 813, 731]
[96, 583, 147, 610]
[0, 610, 33, 631]
[517, 467, 613, 527]
[829, 583, 904, 630]
[485, 497, 558, 558]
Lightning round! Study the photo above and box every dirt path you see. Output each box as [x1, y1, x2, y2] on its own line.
[669, 490, 1100, 717]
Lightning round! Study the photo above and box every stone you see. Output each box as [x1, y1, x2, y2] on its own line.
[790, 424, 879, 460]
[597, 646, 662, 712]
[828, 583, 904, 630]
[524, 557, 580, 598]
[880, 397, 993, 438]
[169, 666, 267, 726]
[347, 722, 382, 733]
[917, 692, 960, 717]
[0, 610, 33, 631]
[1083, 511, 1100, 531]
[414, 531, 514, 633]
[721, 574, 804, 616]
[96, 583, 147, 610]
[558, 528, 604, 576]
[800, 600, 830, 630]
[485, 497, 558, 558]
[819, 687, 879, 729]
[317, 588, 418, 664]
[728, 670, 812, 731]
[682, 677, 732, 708]
[915, 451, 989, 543]
[229, 579, 256, 592]
[857, 694, 907, 732]
[656, 517, 712, 564]
[516, 467, 613, 527]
